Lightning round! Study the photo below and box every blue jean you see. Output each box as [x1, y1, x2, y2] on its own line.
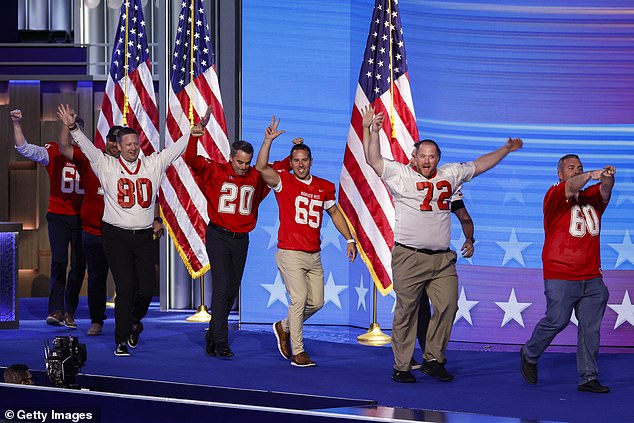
[524, 277, 609, 384]
[82, 231, 109, 325]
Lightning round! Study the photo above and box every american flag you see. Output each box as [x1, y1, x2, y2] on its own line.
[95, 0, 159, 154]
[160, 0, 229, 277]
[339, 0, 418, 294]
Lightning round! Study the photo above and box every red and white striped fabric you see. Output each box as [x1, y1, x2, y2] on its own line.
[95, 0, 159, 156]
[339, 0, 418, 295]
[159, 0, 229, 277]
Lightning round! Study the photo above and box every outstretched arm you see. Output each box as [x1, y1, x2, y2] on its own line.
[599, 166, 616, 203]
[255, 116, 285, 187]
[473, 138, 523, 177]
[11, 109, 49, 165]
[160, 106, 213, 169]
[361, 106, 385, 177]
[58, 104, 102, 164]
[565, 166, 615, 201]
[326, 205, 357, 262]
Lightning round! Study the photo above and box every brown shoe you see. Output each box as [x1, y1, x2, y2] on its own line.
[291, 351, 316, 367]
[46, 311, 64, 326]
[64, 312, 77, 329]
[87, 322, 103, 336]
[273, 321, 291, 359]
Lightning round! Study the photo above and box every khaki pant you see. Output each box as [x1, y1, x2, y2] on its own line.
[391, 245, 458, 371]
[275, 249, 324, 356]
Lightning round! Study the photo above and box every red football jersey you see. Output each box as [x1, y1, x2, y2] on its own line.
[183, 138, 270, 233]
[542, 182, 608, 280]
[274, 171, 336, 253]
[44, 143, 83, 215]
[73, 149, 105, 236]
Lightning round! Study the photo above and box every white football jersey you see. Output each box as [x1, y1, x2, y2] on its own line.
[71, 129, 188, 230]
[381, 160, 475, 250]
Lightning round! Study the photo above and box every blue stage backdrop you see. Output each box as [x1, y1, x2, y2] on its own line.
[239, 0, 634, 347]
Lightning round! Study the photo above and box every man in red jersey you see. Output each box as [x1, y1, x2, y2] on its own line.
[522, 155, 615, 394]
[256, 117, 357, 367]
[183, 116, 296, 358]
[58, 124, 125, 336]
[11, 109, 85, 329]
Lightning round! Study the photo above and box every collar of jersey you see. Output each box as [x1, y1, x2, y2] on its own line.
[293, 173, 312, 185]
[119, 156, 141, 175]
[411, 164, 437, 180]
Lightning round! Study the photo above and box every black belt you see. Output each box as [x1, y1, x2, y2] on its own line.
[208, 222, 248, 239]
[103, 222, 153, 235]
[394, 242, 449, 255]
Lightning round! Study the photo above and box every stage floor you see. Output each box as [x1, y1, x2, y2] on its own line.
[0, 298, 632, 423]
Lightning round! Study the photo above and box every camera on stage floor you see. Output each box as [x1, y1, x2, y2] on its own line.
[44, 335, 87, 388]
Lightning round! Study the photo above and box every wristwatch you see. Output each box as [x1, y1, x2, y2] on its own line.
[154, 216, 163, 224]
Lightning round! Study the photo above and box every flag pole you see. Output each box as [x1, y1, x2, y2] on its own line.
[357, 284, 391, 346]
[388, 0, 396, 139]
[186, 274, 211, 322]
[122, 0, 129, 126]
[183, 0, 211, 323]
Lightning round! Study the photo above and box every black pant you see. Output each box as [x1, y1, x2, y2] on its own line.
[46, 213, 85, 315]
[82, 230, 109, 325]
[206, 224, 249, 344]
[416, 289, 431, 354]
[102, 223, 154, 345]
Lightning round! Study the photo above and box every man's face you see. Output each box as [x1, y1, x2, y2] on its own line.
[105, 138, 120, 157]
[118, 134, 140, 162]
[291, 149, 312, 180]
[229, 150, 252, 176]
[558, 157, 583, 182]
[413, 142, 440, 178]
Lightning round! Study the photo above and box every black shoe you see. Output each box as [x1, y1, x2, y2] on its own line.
[205, 331, 216, 357]
[114, 343, 130, 357]
[410, 358, 422, 371]
[520, 347, 537, 384]
[578, 380, 610, 394]
[128, 322, 144, 349]
[421, 360, 454, 382]
[215, 342, 234, 358]
[392, 369, 416, 383]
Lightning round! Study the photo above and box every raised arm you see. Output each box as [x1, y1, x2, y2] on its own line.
[361, 106, 385, 177]
[11, 109, 49, 165]
[326, 205, 357, 262]
[599, 166, 616, 203]
[565, 166, 615, 201]
[160, 106, 213, 169]
[473, 138, 523, 177]
[255, 116, 285, 187]
[58, 104, 103, 164]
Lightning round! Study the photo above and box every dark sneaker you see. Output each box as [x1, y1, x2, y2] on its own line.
[128, 322, 144, 349]
[114, 343, 130, 357]
[410, 358, 422, 370]
[273, 321, 291, 359]
[578, 380, 610, 394]
[64, 312, 77, 329]
[520, 347, 537, 384]
[87, 323, 103, 336]
[215, 342, 234, 358]
[422, 360, 454, 382]
[46, 311, 64, 326]
[205, 331, 216, 357]
[291, 351, 316, 367]
[392, 369, 416, 383]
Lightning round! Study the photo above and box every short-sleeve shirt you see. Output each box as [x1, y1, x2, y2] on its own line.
[73, 149, 105, 236]
[44, 143, 84, 215]
[542, 182, 607, 280]
[381, 160, 475, 250]
[273, 172, 336, 253]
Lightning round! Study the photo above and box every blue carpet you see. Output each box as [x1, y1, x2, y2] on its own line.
[1, 298, 632, 423]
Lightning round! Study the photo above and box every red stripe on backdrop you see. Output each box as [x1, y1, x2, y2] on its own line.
[159, 190, 203, 272]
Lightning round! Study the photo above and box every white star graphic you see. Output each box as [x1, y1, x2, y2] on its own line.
[615, 179, 634, 206]
[496, 228, 532, 267]
[355, 275, 369, 311]
[324, 273, 348, 310]
[454, 286, 479, 325]
[450, 232, 476, 265]
[260, 272, 288, 307]
[261, 219, 279, 250]
[320, 219, 343, 251]
[497, 176, 530, 205]
[607, 290, 634, 329]
[608, 230, 634, 268]
[495, 288, 532, 327]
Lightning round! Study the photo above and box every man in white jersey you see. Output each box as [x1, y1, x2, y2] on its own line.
[362, 105, 523, 383]
[58, 104, 206, 356]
